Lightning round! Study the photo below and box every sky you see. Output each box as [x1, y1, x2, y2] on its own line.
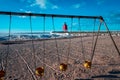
[0, 0, 120, 32]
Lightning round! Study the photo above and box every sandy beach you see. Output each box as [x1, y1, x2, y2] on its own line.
[0, 35, 120, 80]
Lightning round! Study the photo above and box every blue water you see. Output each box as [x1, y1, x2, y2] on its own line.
[0, 32, 69, 41]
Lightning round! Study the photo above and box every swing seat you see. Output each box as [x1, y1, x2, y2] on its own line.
[59, 63, 67, 71]
[83, 61, 91, 69]
[35, 67, 44, 76]
[0, 70, 5, 78]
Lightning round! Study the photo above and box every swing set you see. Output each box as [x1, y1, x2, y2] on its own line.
[0, 11, 119, 79]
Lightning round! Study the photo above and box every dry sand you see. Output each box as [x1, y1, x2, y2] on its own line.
[0, 35, 120, 80]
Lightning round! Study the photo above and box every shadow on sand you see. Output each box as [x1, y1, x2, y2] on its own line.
[0, 41, 24, 45]
[75, 70, 120, 80]
[91, 74, 120, 78]
[75, 79, 92, 80]
[108, 70, 120, 74]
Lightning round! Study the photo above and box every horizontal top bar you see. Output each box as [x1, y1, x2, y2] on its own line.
[0, 11, 103, 19]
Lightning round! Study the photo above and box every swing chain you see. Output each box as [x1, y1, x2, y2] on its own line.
[29, 15, 36, 69]
[90, 19, 96, 59]
[90, 19, 103, 62]
[67, 17, 73, 64]
[78, 18, 85, 61]
[52, 16, 60, 64]
[43, 16, 46, 68]
[5, 13, 12, 71]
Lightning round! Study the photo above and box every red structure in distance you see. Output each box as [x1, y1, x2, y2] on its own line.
[63, 22, 68, 32]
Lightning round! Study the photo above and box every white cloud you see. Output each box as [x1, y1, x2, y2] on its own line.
[35, 0, 47, 9]
[30, 0, 59, 9]
[19, 9, 32, 13]
[72, 2, 85, 9]
[18, 9, 32, 18]
[19, 9, 24, 11]
[51, 5, 58, 9]
[73, 4, 80, 9]
[25, 11, 32, 13]
[30, 3, 36, 7]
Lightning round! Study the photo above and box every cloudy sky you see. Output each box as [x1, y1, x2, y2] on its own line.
[0, 0, 120, 32]
[0, 0, 120, 16]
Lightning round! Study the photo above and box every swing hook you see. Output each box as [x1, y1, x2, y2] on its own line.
[35, 67, 44, 77]
[0, 70, 5, 78]
[83, 60, 91, 69]
[59, 63, 67, 71]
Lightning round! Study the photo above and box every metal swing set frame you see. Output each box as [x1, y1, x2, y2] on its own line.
[0, 11, 119, 79]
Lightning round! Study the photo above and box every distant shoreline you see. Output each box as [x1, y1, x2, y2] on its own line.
[0, 31, 120, 44]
